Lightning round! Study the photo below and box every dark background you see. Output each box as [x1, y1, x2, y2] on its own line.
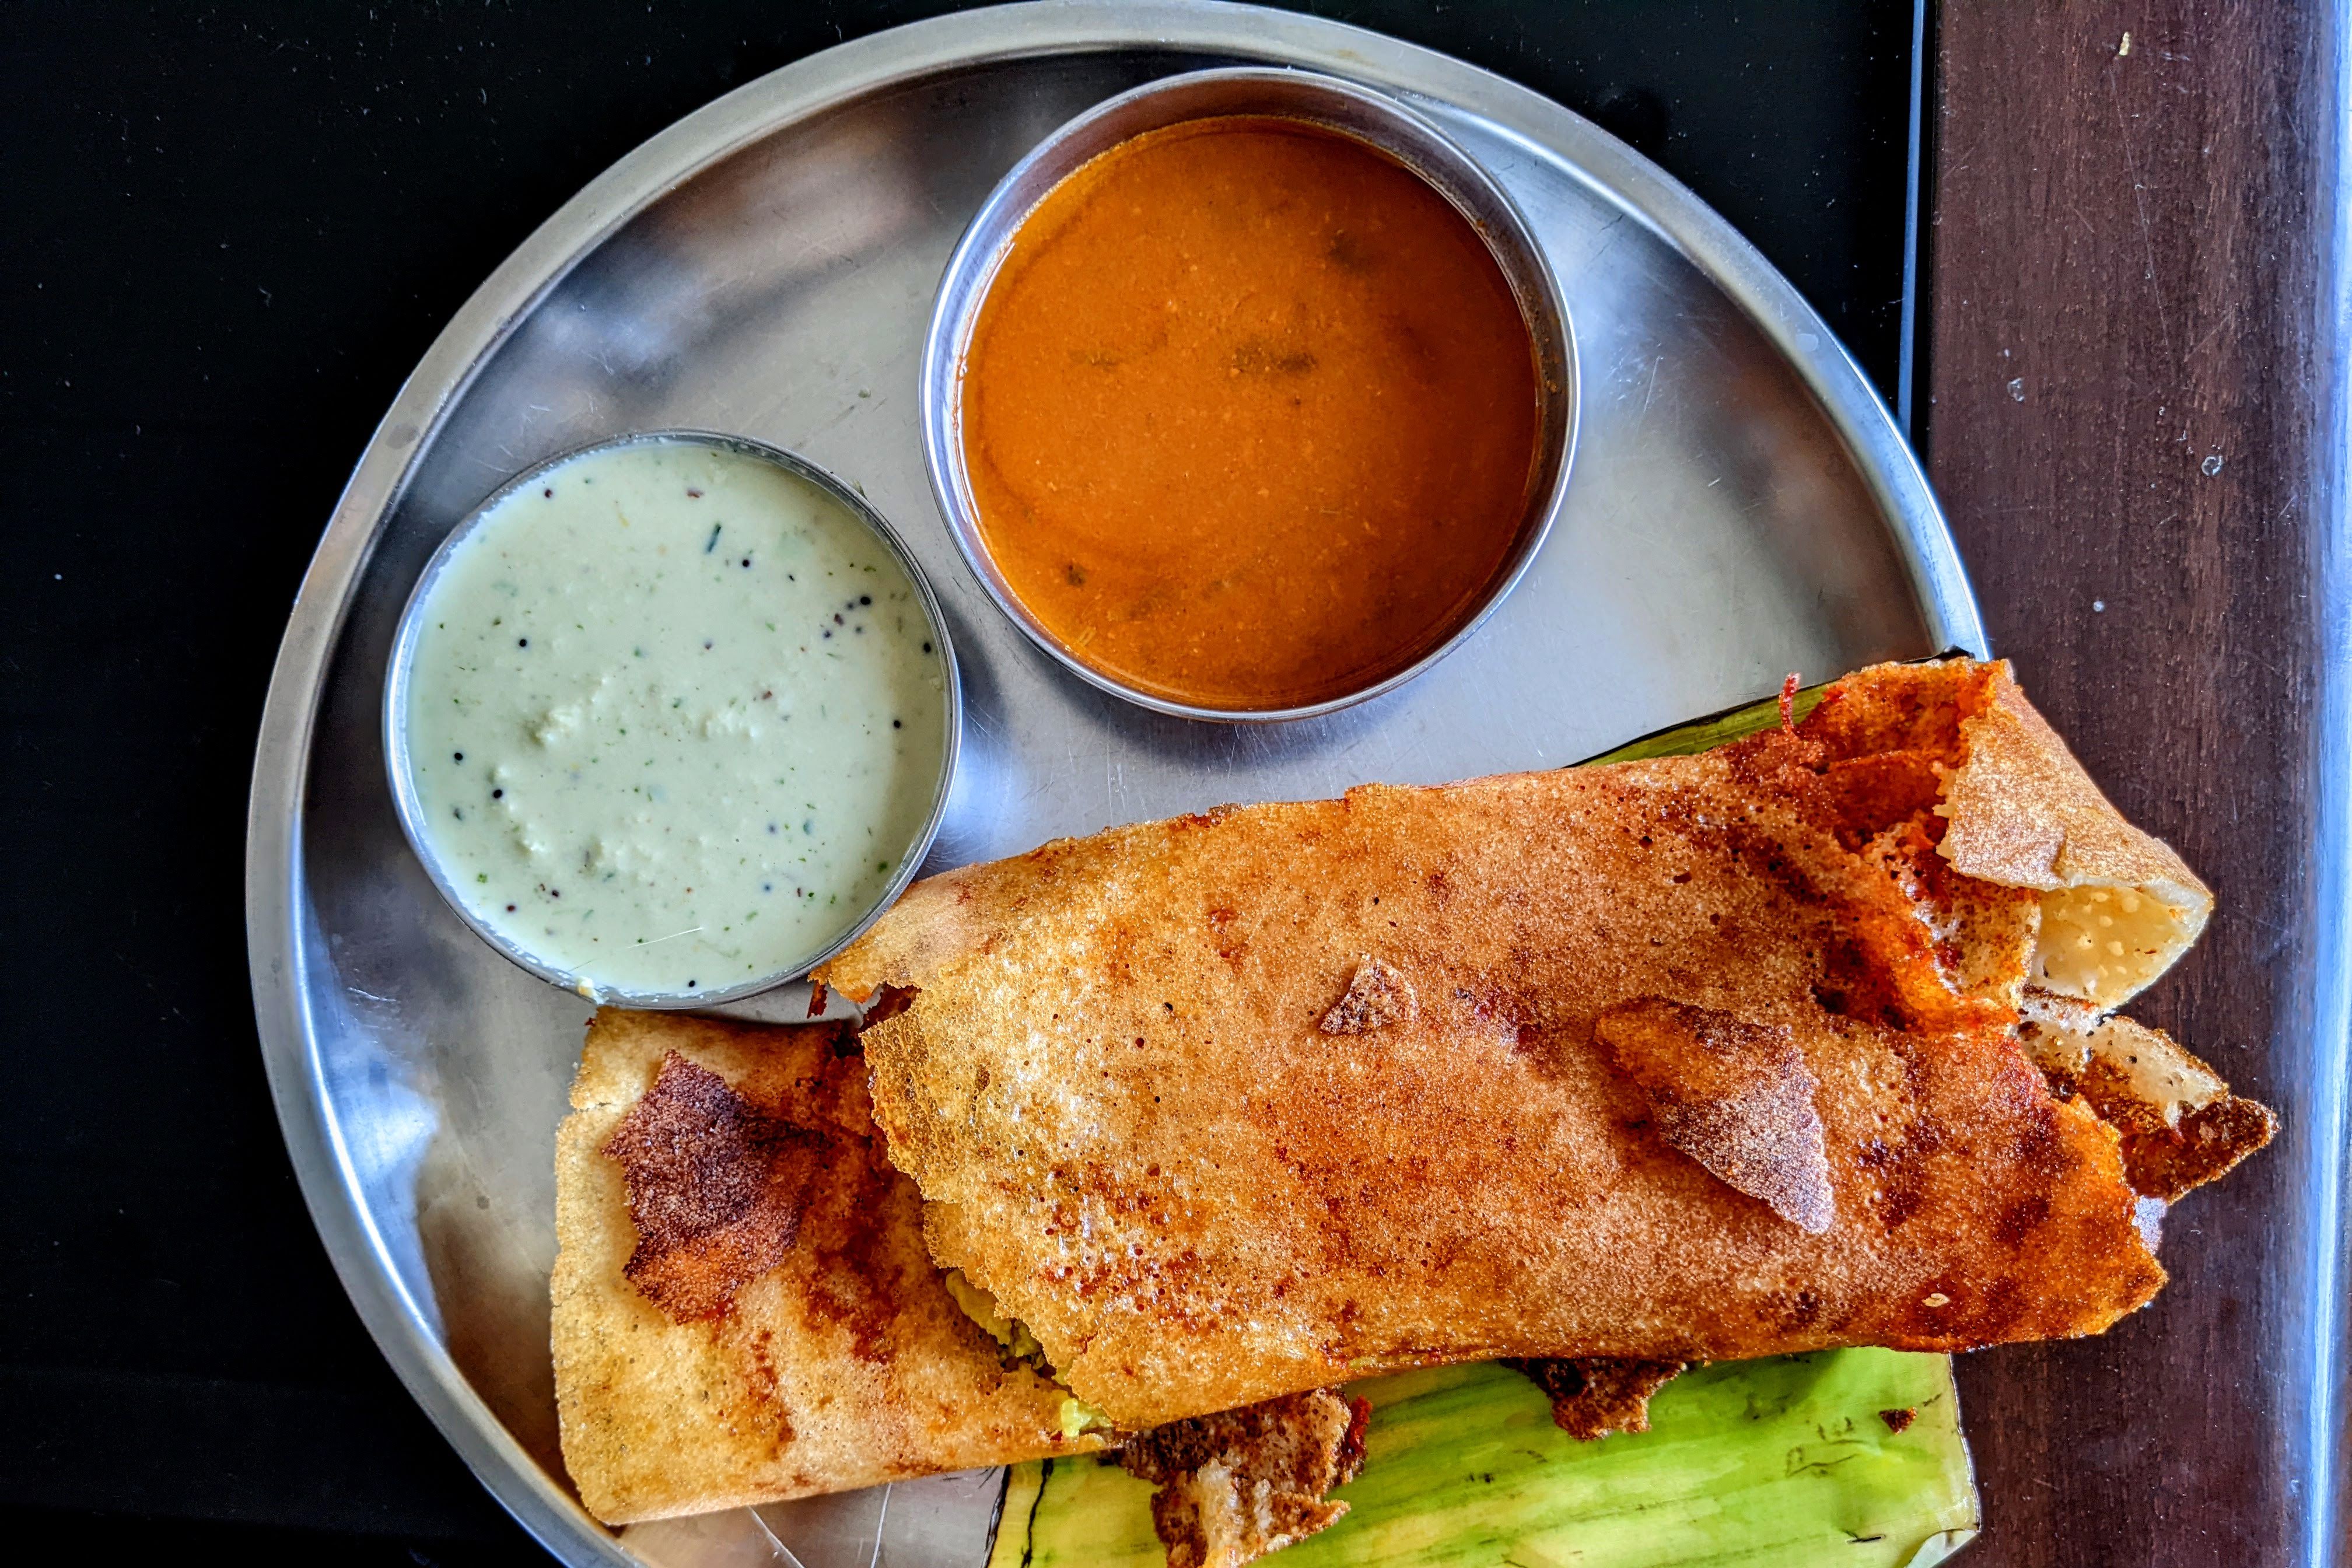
[5, 1, 1934, 1562]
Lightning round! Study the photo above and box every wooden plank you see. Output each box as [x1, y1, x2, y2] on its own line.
[1926, 3, 2344, 1564]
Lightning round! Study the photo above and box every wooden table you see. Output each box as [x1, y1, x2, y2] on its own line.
[1929, 5, 2347, 1563]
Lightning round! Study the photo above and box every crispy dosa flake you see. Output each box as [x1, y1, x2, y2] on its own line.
[2031, 882, 2202, 1004]
[1320, 957, 1416, 1034]
[1504, 1356, 1688, 1441]
[1120, 1389, 1371, 1568]
[859, 981, 921, 1030]
[2018, 993, 2276, 1201]
[1594, 999, 1835, 1234]
[602, 1051, 822, 1323]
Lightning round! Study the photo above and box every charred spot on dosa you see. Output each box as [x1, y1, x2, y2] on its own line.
[601, 1051, 821, 1322]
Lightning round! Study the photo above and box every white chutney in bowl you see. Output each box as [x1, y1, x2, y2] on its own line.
[386, 432, 957, 1005]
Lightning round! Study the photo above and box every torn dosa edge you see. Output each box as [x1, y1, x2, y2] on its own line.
[551, 1010, 1110, 1526]
[2015, 992, 2274, 1206]
[1502, 1355, 1689, 1441]
[818, 657, 2273, 1432]
[1120, 1388, 1372, 1568]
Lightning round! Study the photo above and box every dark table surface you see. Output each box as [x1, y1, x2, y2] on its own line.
[1925, 6, 2347, 1565]
[3, 2, 2342, 1565]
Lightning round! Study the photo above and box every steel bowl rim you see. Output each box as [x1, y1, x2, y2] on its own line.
[917, 62, 1581, 724]
[380, 426, 964, 1010]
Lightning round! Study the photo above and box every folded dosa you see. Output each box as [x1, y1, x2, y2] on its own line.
[821, 659, 2270, 1430]
[551, 1009, 1107, 1524]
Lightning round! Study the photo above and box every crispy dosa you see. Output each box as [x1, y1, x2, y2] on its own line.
[1117, 1388, 1371, 1568]
[821, 659, 2270, 1430]
[551, 1010, 1108, 1524]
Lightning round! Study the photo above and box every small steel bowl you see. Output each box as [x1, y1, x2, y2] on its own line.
[920, 65, 1578, 723]
[382, 429, 962, 1010]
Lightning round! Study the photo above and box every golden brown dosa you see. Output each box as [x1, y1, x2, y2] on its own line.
[820, 659, 2268, 1430]
[551, 1009, 1107, 1524]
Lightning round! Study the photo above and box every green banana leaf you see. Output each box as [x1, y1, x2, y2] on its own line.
[992, 1352, 1976, 1568]
[986, 680, 1979, 1568]
[1578, 681, 1824, 765]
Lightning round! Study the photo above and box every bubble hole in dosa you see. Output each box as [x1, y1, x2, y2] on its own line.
[550, 656, 2270, 1521]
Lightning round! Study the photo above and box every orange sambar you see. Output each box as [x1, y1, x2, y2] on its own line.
[961, 116, 1542, 712]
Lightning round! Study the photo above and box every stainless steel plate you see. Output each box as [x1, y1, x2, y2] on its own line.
[244, 4, 1982, 1564]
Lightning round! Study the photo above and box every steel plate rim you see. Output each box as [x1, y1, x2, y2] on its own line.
[244, 3, 1986, 1560]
